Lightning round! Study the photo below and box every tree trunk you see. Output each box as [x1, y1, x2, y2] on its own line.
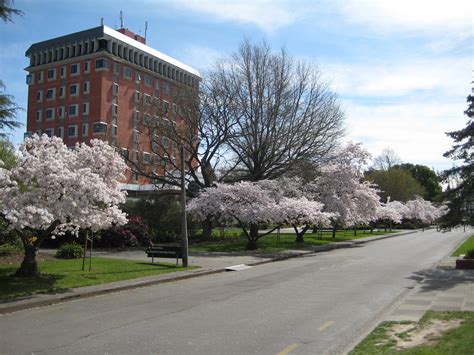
[246, 224, 259, 250]
[332, 225, 336, 238]
[295, 232, 304, 243]
[294, 224, 309, 243]
[201, 218, 213, 240]
[354, 228, 357, 236]
[14, 240, 40, 277]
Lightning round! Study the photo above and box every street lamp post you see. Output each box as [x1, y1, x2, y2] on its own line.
[180, 144, 189, 267]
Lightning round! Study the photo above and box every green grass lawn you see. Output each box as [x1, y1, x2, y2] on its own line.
[0, 257, 195, 301]
[190, 229, 396, 253]
[350, 311, 474, 355]
[451, 234, 474, 256]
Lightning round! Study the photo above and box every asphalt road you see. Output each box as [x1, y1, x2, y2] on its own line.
[0, 228, 470, 355]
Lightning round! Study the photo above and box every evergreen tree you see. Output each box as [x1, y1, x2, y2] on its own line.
[441, 87, 474, 226]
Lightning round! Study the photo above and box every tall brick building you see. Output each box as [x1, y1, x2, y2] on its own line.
[25, 25, 201, 187]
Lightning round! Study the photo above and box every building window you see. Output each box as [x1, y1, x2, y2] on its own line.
[83, 102, 89, 115]
[135, 71, 141, 82]
[47, 68, 56, 81]
[26, 74, 33, 85]
[120, 148, 129, 160]
[37, 90, 43, 102]
[36, 71, 43, 83]
[68, 125, 78, 138]
[112, 104, 118, 116]
[59, 86, 65, 98]
[123, 66, 132, 80]
[133, 150, 139, 163]
[68, 104, 78, 117]
[133, 131, 139, 144]
[144, 75, 152, 87]
[45, 108, 55, 120]
[82, 123, 88, 137]
[113, 63, 119, 74]
[69, 84, 79, 96]
[83, 81, 90, 94]
[112, 125, 118, 136]
[70, 63, 79, 76]
[36, 109, 42, 122]
[95, 58, 109, 70]
[46, 88, 55, 100]
[134, 91, 141, 104]
[58, 126, 64, 139]
[93, 122, 107, 134]
[144, 94, 152, 106]
[112, 83, 119, 96]
[45, 128, 54, 137]
[163, 82, 169, 94]
[143, 114, 151, 126]
[143, 152, 150, 164]
[60, 66, 66, 78]
[163, 100, 170, 113]
[58, 106, 65, 119]
[84, 61, 90, 73]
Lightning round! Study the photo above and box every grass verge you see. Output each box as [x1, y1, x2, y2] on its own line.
[0, 257, 196, 301]
[451, 234, 474, 256]
[350, 311, 474, 354]
[190, 230, 396, 253]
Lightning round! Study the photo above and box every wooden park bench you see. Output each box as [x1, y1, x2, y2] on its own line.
[145, 244, 183, 266]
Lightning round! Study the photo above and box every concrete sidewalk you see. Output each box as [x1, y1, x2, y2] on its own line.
[0, 229, 430, 314]
[386, 256, 474, 322]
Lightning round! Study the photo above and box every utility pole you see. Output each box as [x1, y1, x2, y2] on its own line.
[180, 144, 189, 267]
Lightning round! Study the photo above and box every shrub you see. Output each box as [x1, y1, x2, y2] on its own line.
[465, 249, 474, 259]
[56, 242, 84, 259]
[0, 243, 22, 255]
[96, 216, 151, 248]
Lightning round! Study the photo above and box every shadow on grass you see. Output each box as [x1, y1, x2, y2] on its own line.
[0, 267, 69, 303]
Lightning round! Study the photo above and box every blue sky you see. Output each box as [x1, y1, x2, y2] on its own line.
[1, 0, 472, 172]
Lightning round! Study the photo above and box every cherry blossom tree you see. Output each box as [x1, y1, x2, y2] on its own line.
[187, 181, 277, 249]
[188, 179, 332, 249]
[405, 196, 447, 225]
[276, 197, 333, 242]
[377, 199, 409, 230]
[0, 135, 127, 276]
[257, 178, 333, 242]
[312, 143, 381, 237]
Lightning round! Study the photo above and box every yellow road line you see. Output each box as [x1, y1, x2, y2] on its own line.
[277, 342, 300, 355]
[318, 320, 335, 332]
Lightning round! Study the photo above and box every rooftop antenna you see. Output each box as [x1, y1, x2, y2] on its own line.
[145, 21, 148, 40]
[120, 10, 124, 28]
[100, 17, 104, 26]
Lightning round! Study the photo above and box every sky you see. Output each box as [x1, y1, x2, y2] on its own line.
[1, 0, 472, 172]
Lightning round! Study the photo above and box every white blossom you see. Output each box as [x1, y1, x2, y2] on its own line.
[0, 135, 128, 235]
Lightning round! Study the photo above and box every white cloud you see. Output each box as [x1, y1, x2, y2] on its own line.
[167, 0, 302, 33]
[181, 45, 223, 72]
[341, 0, 472, 33]
[344, 100, 467, 171]
[322, 57, 471, 98]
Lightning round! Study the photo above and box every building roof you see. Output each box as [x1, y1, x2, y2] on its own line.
[26, 25, 201, 78]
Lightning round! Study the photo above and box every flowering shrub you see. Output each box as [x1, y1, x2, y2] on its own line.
[97, 216, 151, 247]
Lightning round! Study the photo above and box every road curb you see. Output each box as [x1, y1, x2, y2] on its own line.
[0, 229, 418, 315]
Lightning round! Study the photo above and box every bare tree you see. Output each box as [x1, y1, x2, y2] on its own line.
[217, 39, 345, 182]
[128, 73, 240, 238]
[372, 147, 402, 171]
